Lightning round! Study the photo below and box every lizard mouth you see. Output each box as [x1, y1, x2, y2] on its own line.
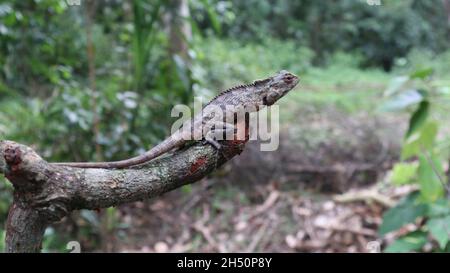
[262, 96, 274, 106]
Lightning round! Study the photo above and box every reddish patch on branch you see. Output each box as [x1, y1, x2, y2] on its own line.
[4, 145, 22, 172]
[229, 139, 247, 146]
[189, 156, 208, 174]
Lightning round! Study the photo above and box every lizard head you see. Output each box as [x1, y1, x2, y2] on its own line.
[262, 70, 299, 106]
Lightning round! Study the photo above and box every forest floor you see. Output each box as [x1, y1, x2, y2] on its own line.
[114, 172, 417, 253]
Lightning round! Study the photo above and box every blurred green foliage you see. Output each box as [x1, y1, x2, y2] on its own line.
[194, 37, 313, 90]
[0, 0, 202, 252]
[194, 0, 450, 69]
[381, 67, 450, 252]
[0, 0, 449, 252]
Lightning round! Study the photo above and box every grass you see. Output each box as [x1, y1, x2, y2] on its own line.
[282, 63, 390, 122]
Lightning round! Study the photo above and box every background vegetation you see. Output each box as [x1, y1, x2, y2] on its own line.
[1, 0, 449, 252]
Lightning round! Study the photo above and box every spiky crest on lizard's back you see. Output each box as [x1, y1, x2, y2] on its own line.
[205, 78, 271, 106]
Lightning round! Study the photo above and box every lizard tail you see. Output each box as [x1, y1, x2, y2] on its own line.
[54, 136, 182, 169]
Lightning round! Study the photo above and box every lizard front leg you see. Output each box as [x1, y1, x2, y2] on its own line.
[203, 121, 236, 150]
[203, 122, 236, 169]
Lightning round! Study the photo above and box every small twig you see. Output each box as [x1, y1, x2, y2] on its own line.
[191, 204, 227, 252]
[315, 222, 377, 237]
[192, 222, 226, 253]
[248, 191, 280, 219]
[293, 240, 328, 252]
[421, 147, 450, 194]
[333, 188, 395, 208]
[390, 184, 419, 198]
[246, 220, 271, 252]
[181, 179, 216, 212]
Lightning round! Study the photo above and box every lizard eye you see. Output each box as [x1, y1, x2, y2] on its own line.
[284, 75, 294, 83]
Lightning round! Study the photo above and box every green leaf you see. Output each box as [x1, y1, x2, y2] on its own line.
[410, 68, 433, 79]
[390, 162, 418, 185]
[426, 199, 450, 217]
[379, 89, 423, 112]
[106, 207, 118, 231]
[181, 184, 192, 194]
[200, 0, 222, 34]
[384, 231, 427, 253]
[0, 229, 4, 252]
[427, 216, 450, 249]
[402, 122, 438, 160]
[418, 154, 444, 202]
[80, 210, 100, 227]
[384, 76, 409, 96]
[405, 100, 429, 138]
[379, 192, 427, 235]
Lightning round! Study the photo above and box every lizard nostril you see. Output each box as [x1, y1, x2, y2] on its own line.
[284, 75, 294, 82]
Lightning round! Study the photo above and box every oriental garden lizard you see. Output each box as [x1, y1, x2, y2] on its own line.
[54, 70, 300, 169]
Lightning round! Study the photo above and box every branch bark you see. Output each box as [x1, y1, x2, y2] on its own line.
[0, 138, 246, 252]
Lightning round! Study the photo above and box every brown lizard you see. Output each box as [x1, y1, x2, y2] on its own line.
[54, 70, 299, 169]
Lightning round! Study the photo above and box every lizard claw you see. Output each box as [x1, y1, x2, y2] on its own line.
[203, 138, 222, 150]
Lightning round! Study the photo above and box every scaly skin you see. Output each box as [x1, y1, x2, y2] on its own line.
[54, 70, 300, 169]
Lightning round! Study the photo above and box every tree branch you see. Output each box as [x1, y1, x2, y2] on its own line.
[0, 138, 246, 252]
